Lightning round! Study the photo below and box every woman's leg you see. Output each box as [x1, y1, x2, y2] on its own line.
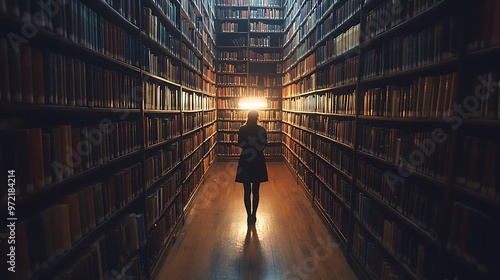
[243, 182, 252, 218]
[251, 182, 260, 217]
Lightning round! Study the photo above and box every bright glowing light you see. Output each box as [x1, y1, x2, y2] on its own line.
[238, 97, 268, 109]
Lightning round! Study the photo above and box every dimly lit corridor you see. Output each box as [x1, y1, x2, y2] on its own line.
[155, 162, 357, 280]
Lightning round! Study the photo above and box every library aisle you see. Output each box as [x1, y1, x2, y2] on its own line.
[155, 161, 357, 280]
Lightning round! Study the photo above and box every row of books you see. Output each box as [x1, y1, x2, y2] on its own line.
[313, 180, 350, 236]
[315, 138, 353, 176]
[142, 7, 181, 55]
[204, 79, 216, 94]
[283, 94, 316, 112]
[284, 1, 360, 63]
[469, 72, 500, 120]
[334, 0, 363, 28]
[283, 73, 316, 96]
[182, 112, 204, 132]
[324, 55, 359, 88]
[222, 36, 247, 47]
[352, 224, 406, 280]
[456, 136, 499, 200]
[204, 126, 217, 143]
[218, 50, 248, 60]
[361, 17, 458, 79]
[204, 111, 217, 124]
[1, 1, 140, 66]
[217, 121, 245, 130]
[218, 110, 282, 120]
[183, 148, 204, 175]
[203, 97, 217, 111]
[146, 171, 181, 228]
[183, 131, 204, 156]
[52, 215, 145, 280]
[249, 75, 282, 87]
[364, 0, 441, 40]
[249, 22, 283, 32]
[216, 87, 245, 96]
[249, 50, 282, 61]
[204, 65, 216, 81]
[283, 145, 315, 192]
[12, 170, 143, 278]
[357, 160, 442, 237]
[216, 75, 248, 85]
[0, 123, 139, 194]
[249, 8, 284, 19]
[145, 143, 180, 187]
[216, 8, 248, 19]
[144, 116, 180, 147]
[181, 68, 202, 90]
[104, 0, 139, 25]
[356, 193, 436, 279]
[284, 52, 316, 84]
[249, 36, 280, 47]
[361, 72, 459, 118]
[216, 63, 247, 73]
[316, 23, 360, 67]
[282, 111, 315, 130]
[282, 124, 313, 147]
[285, 137, 314, 170]
[147, 201, 181, 264]
[142, 47, 180, 82]
[317, 91, 356, 115]
[465, 0, 500, 50]
[180, 18, 203, 55]
[181, 43, 202, 73]
[358, 125, 449, 182]
[144, 81, 180, 111]
[182, 91, 203, 111]
[183, 161, 205, 203]
[314, 149, 353, 188]
[219, 22, 243, 32]
[0, 43, 141, 108]
[152, 0, 179, 27]
[319, 171, 351, 205]
[447, 202, 500, 276]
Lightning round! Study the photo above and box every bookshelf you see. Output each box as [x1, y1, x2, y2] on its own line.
[282, 0, 500, 279]
[0, 0, 216, 279]
[215, 0, 284, 160]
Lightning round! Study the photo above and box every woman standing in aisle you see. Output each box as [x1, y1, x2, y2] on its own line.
[235, 110, 268, 224]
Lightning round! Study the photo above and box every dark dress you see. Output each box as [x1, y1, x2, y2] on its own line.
[235, 124, 268, 183]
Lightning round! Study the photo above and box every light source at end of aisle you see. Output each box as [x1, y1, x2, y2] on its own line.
[238, 97, 268, 109]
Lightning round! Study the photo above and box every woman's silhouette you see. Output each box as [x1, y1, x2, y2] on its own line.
[235, 110, 268, 224]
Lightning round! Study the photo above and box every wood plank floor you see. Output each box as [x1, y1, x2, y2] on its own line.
[155, 161, 358, 280]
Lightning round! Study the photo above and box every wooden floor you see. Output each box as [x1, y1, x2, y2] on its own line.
[155, 161, 358, 280]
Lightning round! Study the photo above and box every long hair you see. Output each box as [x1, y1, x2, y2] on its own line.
[245, 110, 259, 126]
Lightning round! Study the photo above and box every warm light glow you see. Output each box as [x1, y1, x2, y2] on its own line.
[238, 97, 268, 109]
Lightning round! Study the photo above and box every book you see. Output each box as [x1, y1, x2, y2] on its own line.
[29, 128, 45, 189]
[19, 44, 33, 103]
[64, 193, 82, 245]
[31, 47, 45, 104]
[15, 129, 34, 194]
[465, 136, 485, 191]
[480, 141, 498, 198]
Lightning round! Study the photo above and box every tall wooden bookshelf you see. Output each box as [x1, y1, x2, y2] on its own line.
[0, 0, 216, 279]
[215, 0, 284, 160]
[282, 0, 500, 279]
